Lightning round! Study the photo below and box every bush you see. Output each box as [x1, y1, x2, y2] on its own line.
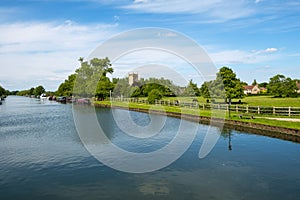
[147, 89, 163, 104]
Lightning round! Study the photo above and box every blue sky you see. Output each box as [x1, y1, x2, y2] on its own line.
[0, 0, 300, 91]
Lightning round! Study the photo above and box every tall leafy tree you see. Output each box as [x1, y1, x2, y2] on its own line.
[113, 78, 130, 97]
[33, 85, 45, 96]
[267, 74, 297, 97]
[0, 85, 6, 96]
[252, 79, 257, 86]
[183, 80, 200, 96]
[258, 82, 268, 88]
[200, 81, 212, 98]
[204, 67, 244, 102]
[56, 73, 77, 96]
[73, 57, 114, 98]
[95, 76, 114, 100]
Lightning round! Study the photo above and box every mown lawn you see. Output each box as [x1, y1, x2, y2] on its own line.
[162, 96, 300, 107]
[237, 96, 300, 107]
[94, 100, 300, 130]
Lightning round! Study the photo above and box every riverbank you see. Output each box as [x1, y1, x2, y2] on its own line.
[93, 100, 300, 143]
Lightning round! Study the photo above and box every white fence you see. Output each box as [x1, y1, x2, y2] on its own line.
[109, 98, 300, 117]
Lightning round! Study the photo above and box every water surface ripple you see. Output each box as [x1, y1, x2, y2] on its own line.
[0, 96, 300, 199]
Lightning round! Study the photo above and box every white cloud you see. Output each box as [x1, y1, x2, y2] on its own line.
[122, 0, 254, 21]
[134, 0, 148, 3]
[0, 20, 119, 90]
[209, 48, 280, 65]
[264, 47, 278, 53]
[0, 20, 118, 54]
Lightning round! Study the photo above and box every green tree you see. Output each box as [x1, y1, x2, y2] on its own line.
[25, 87, 35, 96]
[252, 79, 257, 86]
[147, 89, 163, 104]
[130, 86, 141, 97]
[210, 67, 244, 102]
[95, 76, 114, 100]
[73, 57, 114, 98]
[183, 80, 200, 96]
[141, 83, 166, 97]
[113, 78, 130, 97]
[240, 81, 248, 86]
[0, 85, 6, 96]
[258, 82, 268, 88]
[33, 85, 45, 96]
[200, 81, 212, 98]
[267, 74, 297, 97]
[57, 73, 77, 96]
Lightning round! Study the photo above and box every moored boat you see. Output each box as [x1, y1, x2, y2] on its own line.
[40, 93, 47, 100]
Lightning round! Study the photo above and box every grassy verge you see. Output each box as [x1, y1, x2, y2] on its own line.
[94, 100, 300, 130]
[237, 96, 300, 107]
[160, 96, 300, 107]
[229, 115, 300, 130]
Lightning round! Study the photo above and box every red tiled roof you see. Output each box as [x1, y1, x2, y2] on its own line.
[243, 85, 254, 90]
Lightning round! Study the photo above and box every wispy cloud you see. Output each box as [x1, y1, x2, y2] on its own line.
[0, 20, 119, 90]
[263, 47, 278, 53]
[210, 47, 280, 65]
[122, 0, 254, 21]
[0, 20, 118, 54]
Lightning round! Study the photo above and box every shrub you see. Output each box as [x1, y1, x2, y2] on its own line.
[147, 89, 163, 104]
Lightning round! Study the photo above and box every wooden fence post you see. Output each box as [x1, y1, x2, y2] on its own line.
[246, 105, 249, 113]
[258, 106, 260, 114]
[289, 107, 291, 117]
[273, 107, 275, 115]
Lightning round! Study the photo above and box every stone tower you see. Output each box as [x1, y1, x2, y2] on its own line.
[128, 73, 138, 86]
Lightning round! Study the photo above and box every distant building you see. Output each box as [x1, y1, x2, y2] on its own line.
[296, 81, 300, 93]
[128, 73, 138, 86]
[243, 84, 266, 95]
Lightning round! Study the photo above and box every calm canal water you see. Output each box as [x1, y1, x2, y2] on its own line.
[1, 96, 300, 200]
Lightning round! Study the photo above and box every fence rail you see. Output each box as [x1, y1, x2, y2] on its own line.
[109, 97, 300, 117]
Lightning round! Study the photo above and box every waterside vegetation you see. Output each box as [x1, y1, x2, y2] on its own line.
[4, 57, 300, 132]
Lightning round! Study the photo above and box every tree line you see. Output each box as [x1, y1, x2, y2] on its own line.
[7, 57, 300, 103]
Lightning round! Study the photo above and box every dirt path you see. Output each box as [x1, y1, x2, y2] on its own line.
[260, 117, 300, 122]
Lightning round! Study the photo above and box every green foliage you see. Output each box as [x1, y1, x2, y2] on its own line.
[112, 77, 179, 98]
[267, 74, 297, 97]
[113, 78, 131, 97]
[200, 81, 211, 98]
[141, 83, 166, 97]
[130, 86, 141, 97]
[252, 79, 257, 86]
[199, 66, 244, 102]
[258, 82, 268, 88]
[72, 57, 114, 98]
[56, 74, 77, 96]
[214, 67, 244, 101]
[147, 89, 163, 104]
[16, 85, 46, 96]
[241, 81, 248, 86]
[95, 76, 114, 100]
[182, 80, 200, 96]
[33, 85, 45, 96]
[0, 85, 6, 96]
